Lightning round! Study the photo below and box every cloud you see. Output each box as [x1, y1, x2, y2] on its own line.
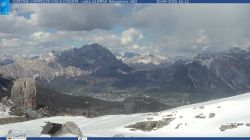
[0, 28, 145, 56]
[0, 10, 35, 33]
[30, 31, 54, 42]
[130, 4, 250, 57]
[0, 38, 23, 48]
[13, 4, 124, 31]
[82, 28, 144, 52]
[0, 4, 129, 56]
[1, 4, 250, 58]
[0, 4, 125, 34]
[121, 28, 143, 45]
[131, 44, 140, 50]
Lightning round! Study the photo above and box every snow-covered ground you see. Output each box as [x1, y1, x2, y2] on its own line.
[0, 103, 13, 119]
[1, 93, 250, 137]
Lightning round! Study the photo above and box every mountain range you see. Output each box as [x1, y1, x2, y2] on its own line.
[1, 44, 250, 107]
[1, 43, 250, 136]
[0, 44, 132, 80]
[116, 47, 250, 96]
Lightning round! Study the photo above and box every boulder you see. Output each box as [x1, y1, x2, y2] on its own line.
[41, 121, 82, 136]
[195, 113, 206, 119]
[209, 113, 216, 118]
[60, 122, 83, 136]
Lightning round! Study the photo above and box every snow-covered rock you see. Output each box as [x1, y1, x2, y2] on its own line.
[122, 53, 171, 65]
[0, 97, 14, 119]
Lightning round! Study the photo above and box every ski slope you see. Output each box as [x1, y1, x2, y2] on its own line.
[1, 93, 250, 137]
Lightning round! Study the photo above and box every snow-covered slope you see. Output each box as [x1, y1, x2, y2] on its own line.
[1, 93, 250, 137]
[0, 103, 13, 119]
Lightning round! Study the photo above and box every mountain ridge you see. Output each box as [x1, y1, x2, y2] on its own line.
[1, 44, 250, 108]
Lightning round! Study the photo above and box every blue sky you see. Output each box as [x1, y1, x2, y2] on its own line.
[1, 4, 250, 58]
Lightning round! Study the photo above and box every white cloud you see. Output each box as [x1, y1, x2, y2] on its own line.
[121, 28, 143, 45]
[30, 31, 54, 42]
[0, 38, 22, 48]
[0, 11, 35, 33]
[0, 27, 145, 56]
[131, 44, 140, 50]
[2, 4, 250, 57]
[82, 28, 145, 52]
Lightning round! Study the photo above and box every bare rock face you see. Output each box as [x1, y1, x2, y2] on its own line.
[41, 121, 83, 136]
[11, 78, 37, 109]
[61, 122, 83, 136]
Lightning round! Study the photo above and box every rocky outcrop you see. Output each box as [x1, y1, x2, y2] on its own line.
[125, 117, 175, 131]
[209, 113, 216, 118]
[11, 78, 37, 109]
[219, 123, 244, 131]
[195, 113, 206, 119]
[41, 122, 83, 136]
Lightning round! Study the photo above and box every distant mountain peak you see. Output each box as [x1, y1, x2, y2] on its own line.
[57, 44, 132, 77]
[120, 52, 171, 65]
[38, 50, 58, 63]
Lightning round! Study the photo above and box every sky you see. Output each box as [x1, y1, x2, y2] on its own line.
[1, 4, 250, 58]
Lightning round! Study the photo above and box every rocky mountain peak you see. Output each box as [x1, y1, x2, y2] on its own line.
[57, 44, 132, 76]
[39, 50, 58, 62]
[58, 44, 117, 67]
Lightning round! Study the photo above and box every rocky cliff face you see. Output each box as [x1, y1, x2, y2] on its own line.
[11, 78, 37, 109]
[0, 74, 13, 99]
